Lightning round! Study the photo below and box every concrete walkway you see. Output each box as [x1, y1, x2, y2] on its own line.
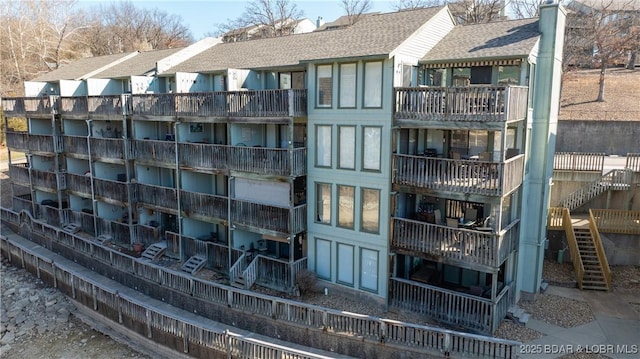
[519, 286, 640, 359]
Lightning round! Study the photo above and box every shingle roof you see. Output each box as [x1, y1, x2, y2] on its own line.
[164, 6, 445, 74]
[315, 13, 379, 31]
[421, 18, 540, 64]
[93, 48, 183, 78]
[31, 53, 136, 82]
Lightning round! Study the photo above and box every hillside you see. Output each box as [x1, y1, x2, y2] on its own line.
[559, 68, 640, 121]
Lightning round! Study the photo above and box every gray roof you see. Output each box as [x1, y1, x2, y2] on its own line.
[31, 53, 135, 82]
[93, 48, 183, 78]
[421, 18, 540, 64]
[164, 6, 444, 74]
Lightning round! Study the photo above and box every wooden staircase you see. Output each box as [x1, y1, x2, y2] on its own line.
[573, 227, 608, 291]
[140, 243, 166, 261]
[549, 208, 612, 291]
[181, 256, 207, 275]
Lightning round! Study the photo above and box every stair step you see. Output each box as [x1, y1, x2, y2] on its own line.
[181, 256, 207, 275]
[582, 285, 608, 291]
[518, 313, 531, 325]
[140, 244, 166, 261]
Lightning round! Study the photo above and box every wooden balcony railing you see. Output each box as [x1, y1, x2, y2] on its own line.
[66, 173, 92, 196]
[12, 196, 33, 214]
[391, 217, 518, 268]
[228, 146, 307, 177]
[8, 164, 30, 185]
[178, 143, 227, 171]
[393, 154, 524, 196]
[554, 152, 605, 172]
[2, 97, 26, 116]
[63, 136, 89, 156]
[179, 234, 229, 270]
[94, 178, 129, 203]
[626, 153, 640, 172]
[136, 183, 178, 211]
[231, 200, 306, 235]
[590, 209, 640, 235]
[253, 256, 308, 292]
[31, 169, 58, 190]
[5, 132, 56, 153]
[90, 138, 125, 159]
[95, 217, 131, 245]
[88, 95, 124, 117]
[34, 203, 62, 226]
[133, 224, 160, 247]
[129, 139, 175, 165]
[64, 209, 96, 235]
[588, 210, 612, 289]
[2, 96, 56, 117]
[179, 190, 228, 221]
[59, 97, 88, 117]
[130, 89, 307, 119]
[389, 277, 514, 334]
[394, 86, 528, 123]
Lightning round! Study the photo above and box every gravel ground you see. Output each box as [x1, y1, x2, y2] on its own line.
[559, 352, 611, 359]
[520, 293, 595, 328]
[494, 321, 543, 342]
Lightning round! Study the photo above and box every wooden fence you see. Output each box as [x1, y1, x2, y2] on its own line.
[626, 153, 640, 172]
[590, 209, 640, 235]
[1, 208, 520, 358]
[554, 152, 605, 172]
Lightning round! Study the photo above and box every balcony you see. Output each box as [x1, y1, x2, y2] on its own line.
[393, 154, 524, 197]
[129, 139, 175, 166]
[66, 173, 92, 197]
[178, 143, 227, 172]
[179, 190, 228, 222]
[6, 132, 57, 154]
[88, 95, 124, 119]
[394, 86, 528, 128]
[63, 136, 89, 157]
[90, 138, 125, 160]
[59, 97, 88, 119]
[391, 217, 519, 269]
[94, 178, 129, 204]
[130, 89, 307, 120]
[1, 97, 55, 118]
[231, 199, 306, 236]
[228, 146, 307, 177]
[389, 278, 514, 334]
[31, 169, 60, 191]
[8, 164, 30, 185]
[136, 183, 178, 213]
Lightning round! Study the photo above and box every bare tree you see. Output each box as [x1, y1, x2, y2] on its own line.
[510, 0, 545, 18]
[341, 0, 373, 25]
[81, 1, 192, 56]
[565, 0, 640, 102]
[0, 0, 86, 96]
[392, 0, 442, 10]
[448, 0, 507, 24]
[216, 0, 303, 42]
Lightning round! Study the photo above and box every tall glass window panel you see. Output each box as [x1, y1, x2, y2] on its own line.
[315, 239, 331, 280]
[363, 61, 383, 108]
[337, 243, 354, 285]
[339, 63, 356, 108]
[337, 185, 355, 229]
[363, 127, 381, 171]
[316, 65, 333, 107]
[361, 188, 380, 233]
[497, 65, 521, 85]
[339, 126, 356, 169]
[316, 125, 331, 167]
[316, 183, 331, 224]
[360, 248, 378, 292]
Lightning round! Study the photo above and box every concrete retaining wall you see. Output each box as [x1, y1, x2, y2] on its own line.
[556, 120, 640, 156]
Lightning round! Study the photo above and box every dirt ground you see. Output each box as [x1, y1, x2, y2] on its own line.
[559, 68, 640, 120]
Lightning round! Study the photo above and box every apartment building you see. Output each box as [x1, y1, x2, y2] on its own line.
[1, 3, 566, 334]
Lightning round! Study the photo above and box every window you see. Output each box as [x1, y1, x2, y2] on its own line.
[316, 183, 332, 224]
[362, 127, 381, 171]
[361, 188, 380, 233]
[316, 125, 331, 167]
[337, 243, 354, 285]
[316, 65, 333, 107]
[337, 185, 355, 229]
[497, 65, 521, 85]
[315, 239, 331, 280]
[363, 61, 383, 108]
[338, 126, 356, 169]
[360, 248, 378, 292]
[339, 63, 357, 108]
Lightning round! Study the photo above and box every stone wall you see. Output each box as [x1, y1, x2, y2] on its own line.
[556, 120, 640, 156]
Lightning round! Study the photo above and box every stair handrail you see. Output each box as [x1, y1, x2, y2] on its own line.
[229, 252, 246, 284]
[588, 209, 612, 289]
[559, 169, 629, 210]
[242, 255, 259, 289]
[562, 208, 584, 289]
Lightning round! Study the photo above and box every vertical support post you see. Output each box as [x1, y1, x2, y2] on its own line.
[146, 308, 152, 338]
